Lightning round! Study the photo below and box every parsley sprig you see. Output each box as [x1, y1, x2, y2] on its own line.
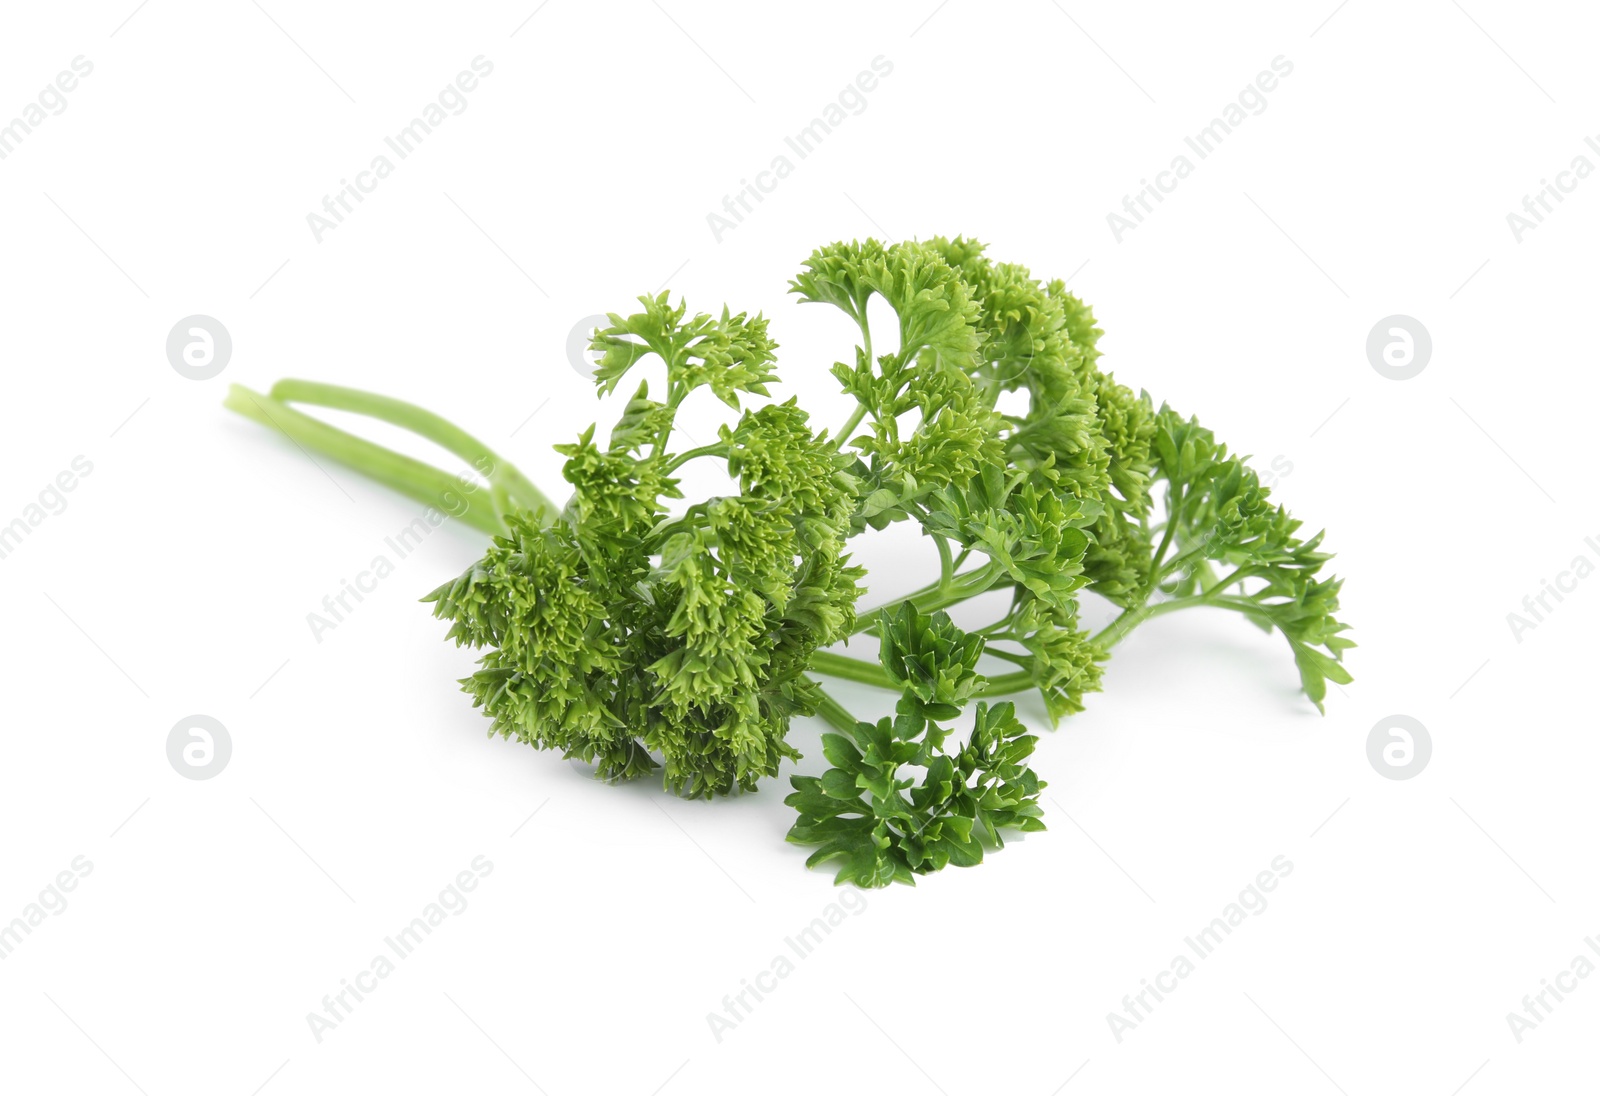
[227, 236, 1351, 885]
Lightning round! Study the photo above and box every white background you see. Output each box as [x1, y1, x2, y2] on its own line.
[1, 1, 1595, 1093]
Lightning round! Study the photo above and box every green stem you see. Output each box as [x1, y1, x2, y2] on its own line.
[808, 682, 861, 733]
[810, 651, 1037, 702]
[933, 535, 955, 594]
[665, 443, 727, 473]
[653, 377, 691, 460]
[975, 671, 1035, 697]
[1090, 606, 1137, 649]
[1091, 595, 1192, 648]
[852, 560, 1005, 636]
[978, 645, 1031, 666]
[1090, 585, 1287, 649]
[269, 379, 557, 521]
[818, 587, 1275, 700]
[831, 314, 875, 450]
[1206, 593, 1278, 621]
[824, 553, 1277, 706]
[1146, 482, 1184, 587]
[225, 386, 507, 536]
[825, 585, 1286, 704]
[833, 404, 868, 448]
[1204, 565, 1261, 595]
[808, 651, 893, 689]
[1159, 541, 1217, 585]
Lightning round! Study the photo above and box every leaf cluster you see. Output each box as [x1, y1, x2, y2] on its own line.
[424, 295, 864, 797]
[785, 604, 1046, 886]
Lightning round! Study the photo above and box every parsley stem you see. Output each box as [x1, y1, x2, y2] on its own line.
[852, 559, 1003, 636]
[1204, 565, 1260, 594]
[833, 404, 868, 447]
[224, 385, 508, 536]
[831, 314, 874, 449]
[269, 379, 556, 521]
[828, 581, 1276, 703]
[808, 682, 861, 733]
[1158, 541, 1216, 584]
[934, 535, 955, 593]
[1091, 587, 1272, 648]
[1204, 593, 1277, 621]
[811, 650, 1039, 700]
[1146, 483, 1185, 587]
[664, 443, 726, 473]
[1090, 604, 1152, 648]
[809, 651, 893, 689]
[975, 671, 1035, 697]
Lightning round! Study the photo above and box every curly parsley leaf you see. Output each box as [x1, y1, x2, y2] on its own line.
[786, 604, 1046, 887]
